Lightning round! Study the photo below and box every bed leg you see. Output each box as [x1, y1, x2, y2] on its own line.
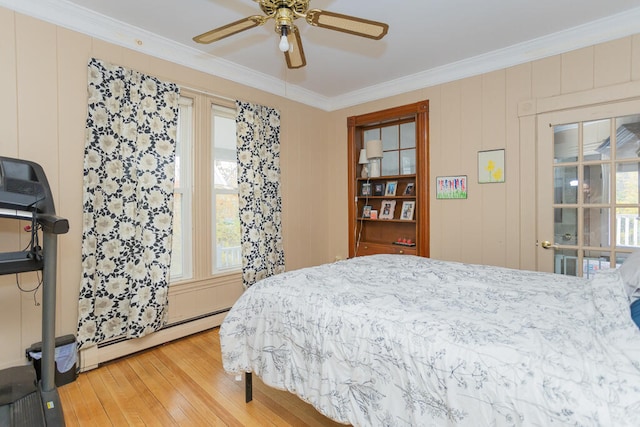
[245, 372, 253, 403]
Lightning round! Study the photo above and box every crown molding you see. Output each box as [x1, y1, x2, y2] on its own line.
[0, 0, 332, 110]
[1, 0, 639, 112]
[329, 7, 640, 111]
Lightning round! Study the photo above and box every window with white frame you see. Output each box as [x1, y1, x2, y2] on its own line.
[170, 95, 241, 283]
[211, 105, 241, 272]
[170, 97, 193, 281]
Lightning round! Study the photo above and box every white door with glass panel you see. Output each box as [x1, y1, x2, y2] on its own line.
[537, 101, 640, 276]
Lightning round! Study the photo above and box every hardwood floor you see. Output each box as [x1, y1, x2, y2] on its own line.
[58, 328, 345, 426]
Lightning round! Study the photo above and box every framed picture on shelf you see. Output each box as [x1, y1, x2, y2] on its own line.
[403, 182, 415, 196]
[362, 205, 372, 218]
[373, 182, 385, 196]
[361, 182, 372, 196]
[400, 201, 415, 220]
[379, 200, 396, 219]
[370, 210, 378, 219]
[385, 181, 398, 196]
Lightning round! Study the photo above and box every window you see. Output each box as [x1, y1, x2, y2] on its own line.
[363, 120, 416, 176]
[170, 97, 193, 280]
[170, 94, 241, 284]
[552, 113, 640, 276]
[211, 105, 241, 272]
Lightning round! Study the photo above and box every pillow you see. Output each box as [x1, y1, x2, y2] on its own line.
[631, 299, 640, 329]
[618, 251, 640, 299]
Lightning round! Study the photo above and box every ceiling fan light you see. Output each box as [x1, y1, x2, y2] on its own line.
[194, 1, 387, 70]
[279, 34, 290, 52]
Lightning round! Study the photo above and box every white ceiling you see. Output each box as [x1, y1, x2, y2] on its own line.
[4, 0, 640, 110]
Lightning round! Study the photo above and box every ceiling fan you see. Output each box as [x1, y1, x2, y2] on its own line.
[193, 0, 389, 69]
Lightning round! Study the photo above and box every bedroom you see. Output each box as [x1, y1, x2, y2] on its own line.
[1, 0, 640, 424]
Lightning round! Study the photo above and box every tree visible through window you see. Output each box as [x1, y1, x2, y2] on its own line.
[170, 97, 241, 283]
[212, 106, 241, 272]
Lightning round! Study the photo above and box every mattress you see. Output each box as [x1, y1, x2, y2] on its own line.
[220, 255, 640, 426]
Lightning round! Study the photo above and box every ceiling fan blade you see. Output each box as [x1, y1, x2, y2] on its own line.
[284, 26, 306, 69]
[305, 9, 388, 40]
[193, 16, 267, 44]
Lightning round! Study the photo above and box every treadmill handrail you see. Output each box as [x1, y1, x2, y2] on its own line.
[35, 213, 69, 235]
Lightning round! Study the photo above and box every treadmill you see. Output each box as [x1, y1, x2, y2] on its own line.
[0, 156, 69, 426]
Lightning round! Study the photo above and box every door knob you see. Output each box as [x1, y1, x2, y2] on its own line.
[540, 240, 558, 249]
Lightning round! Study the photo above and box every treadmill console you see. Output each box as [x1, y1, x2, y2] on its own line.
[0, 157, 52, 215]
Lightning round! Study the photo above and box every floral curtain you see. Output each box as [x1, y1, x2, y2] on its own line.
[77, 58, 180, 349]
[235, 101, 285, 287]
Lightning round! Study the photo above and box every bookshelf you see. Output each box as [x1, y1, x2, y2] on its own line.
[347, 101, 429, 258]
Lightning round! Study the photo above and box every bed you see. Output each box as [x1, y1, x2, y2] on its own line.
[219, 254, 640, 426]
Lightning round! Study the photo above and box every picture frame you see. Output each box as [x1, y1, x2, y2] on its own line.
[385, 181, 398, 196]
[370, 210, 378, 219]
[362, 204, 372, 218]
[373, 182, 385, 196]
[403, 182, 415, 196]
[478, 149, 505, 183]
[379, 200, 396, 219]
[436, 175, 467, 199]
[361, 182, 372, 196]
[400, 201, 415, 220]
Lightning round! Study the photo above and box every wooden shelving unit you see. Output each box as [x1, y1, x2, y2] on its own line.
[347, 101, 429, 258]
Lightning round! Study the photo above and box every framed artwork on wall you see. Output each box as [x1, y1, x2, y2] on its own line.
[478, 149, 505, 183]
[436, 175, 467, 199]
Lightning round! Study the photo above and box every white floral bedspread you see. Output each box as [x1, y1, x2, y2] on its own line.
[220, 255, 640, 426]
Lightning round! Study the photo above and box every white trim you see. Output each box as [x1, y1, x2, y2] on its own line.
[330, 9, 640, 111]
[519, 80, 640, 117]
[1, 0, 639, 111]
[171, 98, 194, 282]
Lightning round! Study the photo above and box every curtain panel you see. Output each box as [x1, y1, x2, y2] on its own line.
[235, 101, 285, 287]
[77, 58, 180, 349]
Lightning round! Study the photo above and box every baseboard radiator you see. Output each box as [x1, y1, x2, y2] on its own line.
[78, 309, 230, 372]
